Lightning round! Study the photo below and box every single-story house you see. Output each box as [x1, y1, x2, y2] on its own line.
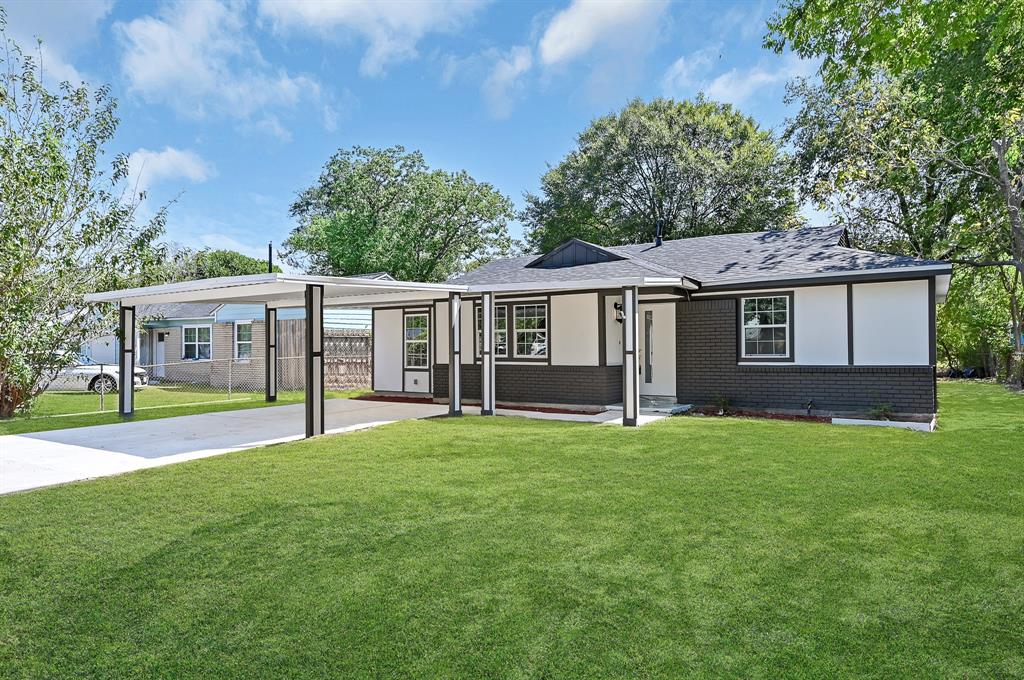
[85, 228, 951, 433]
[371, 226, 951, 418]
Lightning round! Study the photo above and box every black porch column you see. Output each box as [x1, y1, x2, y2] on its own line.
[305, 285, 324, 437]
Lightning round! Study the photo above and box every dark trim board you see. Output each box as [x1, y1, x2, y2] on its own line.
[846, 284, 854, 365]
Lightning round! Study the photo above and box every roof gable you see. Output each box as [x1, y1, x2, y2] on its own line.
[526, 238, 626, 269]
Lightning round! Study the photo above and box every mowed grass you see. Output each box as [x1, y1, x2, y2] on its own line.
[1, 382, 1022, 678]
[0, 387, 366, 436]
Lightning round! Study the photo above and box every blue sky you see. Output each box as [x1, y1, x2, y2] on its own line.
[5, 0, 819, 268]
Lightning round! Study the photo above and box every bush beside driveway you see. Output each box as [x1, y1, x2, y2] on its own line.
[0, 382, 1021, 677]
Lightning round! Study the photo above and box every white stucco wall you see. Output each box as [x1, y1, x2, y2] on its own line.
[605, 295, 623, 366]
[852, 279, 930, 365]
[434, 301, 448, 361]
[551, 293, 599, 366]
[793, 285, 848, 365]
[373, 309, 403, 391]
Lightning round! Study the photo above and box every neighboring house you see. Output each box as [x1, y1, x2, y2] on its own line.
[370, 226, 952, 416]
[136, 302, 370, 389]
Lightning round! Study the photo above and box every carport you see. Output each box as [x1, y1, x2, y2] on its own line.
[86, 274, 468, 437]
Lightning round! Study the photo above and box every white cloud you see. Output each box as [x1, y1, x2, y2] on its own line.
[2, 0, 113, 86]
[538, 0, 667, 67]
[195, 233, 268, 260]
[257, 0, 486, 77]
[661, 49, 816, 106]
[704, 54, 816, 105]
[660, 45, 721, 93]
[115, 1, 329, 137]
[481, 46, 532, 119]
[127, 147, 215, 196]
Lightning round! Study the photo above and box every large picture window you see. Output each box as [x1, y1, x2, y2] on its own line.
[513, 304, 547, 358]
[741, 296, 790, 358]
[404, 313, 429, 368]
[234, 321, 252, 359]
[476, 304, 508, 358]
[182, 325, 212, 360]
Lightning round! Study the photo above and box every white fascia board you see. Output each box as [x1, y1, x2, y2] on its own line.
[466, 277, 683, 293]
[695, 264, 952, 292]
[935, 273, 951, 302]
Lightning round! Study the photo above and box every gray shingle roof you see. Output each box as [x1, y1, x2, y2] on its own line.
[452, 226, 949, 289]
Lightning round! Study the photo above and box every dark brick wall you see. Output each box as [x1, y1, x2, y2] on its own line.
[677, 299, 936, 414]
[434, 363, 622, 406]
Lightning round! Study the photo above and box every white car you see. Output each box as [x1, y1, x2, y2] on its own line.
[48, 355, 149, 393]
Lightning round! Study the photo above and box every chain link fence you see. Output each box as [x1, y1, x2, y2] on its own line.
[31, 331, 371, 418]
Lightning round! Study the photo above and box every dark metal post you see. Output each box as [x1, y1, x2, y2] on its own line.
[621, 286, 639, 426]
[305, 285, 324, 437]
[265, 306, 277, 402]
[448, 292, 462, 416]
[118, 304, 136, 417]
[481, 291, 495, 415]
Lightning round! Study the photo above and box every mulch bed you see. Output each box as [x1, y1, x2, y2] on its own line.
[688, 406, 831, 423]
[352, 394, 598, 415]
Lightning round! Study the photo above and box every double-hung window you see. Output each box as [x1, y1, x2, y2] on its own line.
[475, 305, 508, 358]
[404, 313, 429, 368]
[513, 304, 547, 358]
[235, 321, 253, 360]
[183, 325, 212, 360]
[741, 296, 790, 359]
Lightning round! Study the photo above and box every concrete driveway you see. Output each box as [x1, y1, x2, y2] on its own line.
[0, 398, 447, 494]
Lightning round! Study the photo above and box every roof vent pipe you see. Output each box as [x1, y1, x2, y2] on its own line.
[654, 219, 664, 247]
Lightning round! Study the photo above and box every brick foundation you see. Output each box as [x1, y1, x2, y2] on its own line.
[433, 363, 622, 406]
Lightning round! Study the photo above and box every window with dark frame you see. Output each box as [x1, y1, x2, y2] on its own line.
[404, 313, 429, 368]
[513, 304, 547, 358]
[741, 296, 789, 358]
[475, 304, 508, 358]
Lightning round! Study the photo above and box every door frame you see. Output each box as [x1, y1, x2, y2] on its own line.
[638, 301, 676, 397]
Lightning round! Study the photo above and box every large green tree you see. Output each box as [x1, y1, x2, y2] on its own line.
[768, 0, 1024, 383]
[284, 146, 515, 282]
[162, 247, 281, 282]
[0, 17, 165, 418]
[522, 97, 801, 253]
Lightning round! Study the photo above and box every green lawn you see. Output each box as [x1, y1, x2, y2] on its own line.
[1, 382, 1022, 678]
[0, 386, 366, 436]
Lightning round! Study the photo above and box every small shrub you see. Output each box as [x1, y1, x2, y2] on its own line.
[868, 402, 895, 421]
[713, 394, 731, 415]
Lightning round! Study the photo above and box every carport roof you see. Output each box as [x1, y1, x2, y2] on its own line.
[85, 273, 469, 309]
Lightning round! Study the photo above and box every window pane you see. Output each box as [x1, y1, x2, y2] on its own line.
[237, 342, 252, 359]
[197, 343, 211, 360]
[237, 324, 252, 342]
[184, 327, 196, 342]
[198, 327, 211, 342]
[184, 344, 197, 359]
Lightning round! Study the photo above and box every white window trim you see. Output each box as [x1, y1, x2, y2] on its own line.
[404, 313, 430, 370]
[740, 295, 790, 359]
[512, 303, 548, 359]
[234, 320, 253, 362]
[181, 324, 213, 361]
[475, 304, 509, 359]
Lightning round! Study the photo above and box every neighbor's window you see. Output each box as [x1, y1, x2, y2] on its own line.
[741, 296, 789, 358]
[513, 304, 547, 358]
[475, 305, 508, 358]
[183, 325, 212, 360]
[404, 313, 429, 368]
[235, 321, 252, 359]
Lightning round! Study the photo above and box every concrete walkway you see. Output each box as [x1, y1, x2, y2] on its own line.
[0, 399, 447, 495]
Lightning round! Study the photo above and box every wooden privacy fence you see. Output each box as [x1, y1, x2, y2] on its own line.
[276, 321, 371, 390]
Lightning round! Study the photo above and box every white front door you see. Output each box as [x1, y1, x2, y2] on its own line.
[638, 303, 676, 396]
[154, 333, 166, 377]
